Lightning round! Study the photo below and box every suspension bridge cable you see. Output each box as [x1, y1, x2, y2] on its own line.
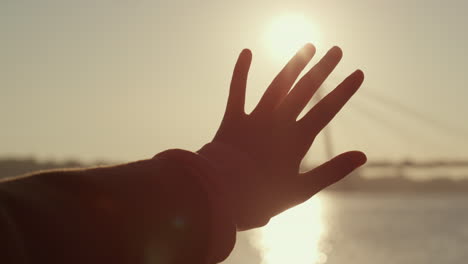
[359, 90, 468, 141]
[346, 100, 452, 154]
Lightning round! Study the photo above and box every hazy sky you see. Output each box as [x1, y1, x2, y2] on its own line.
[2, 0, 468, 163]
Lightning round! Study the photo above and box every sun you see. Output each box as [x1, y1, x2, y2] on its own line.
[264, 14, 320, 61]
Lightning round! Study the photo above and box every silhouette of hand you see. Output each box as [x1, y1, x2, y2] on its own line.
[198, 44, 366, 230]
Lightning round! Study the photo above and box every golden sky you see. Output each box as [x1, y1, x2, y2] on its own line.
[2, 0, 468, 163]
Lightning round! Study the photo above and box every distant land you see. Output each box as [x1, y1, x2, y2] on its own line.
[0, 157, 112, 179]
[329, 171, 468, 193]
[1, 158, 468, 193]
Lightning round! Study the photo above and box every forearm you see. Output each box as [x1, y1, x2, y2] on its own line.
[0, 165, 150, 263]
[0, 151, 236, 264]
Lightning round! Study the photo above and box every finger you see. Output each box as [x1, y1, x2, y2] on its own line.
[225, 49, 252, 118]
[294, 151, 367, 202]
[276, 46, 343, 121]
[298, 70, 365, 134]
[250, 43, 315, 117]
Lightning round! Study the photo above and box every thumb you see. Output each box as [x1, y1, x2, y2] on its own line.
[294, 151, 367, 202]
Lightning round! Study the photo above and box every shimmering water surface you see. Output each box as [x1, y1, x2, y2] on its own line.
[223, 193, 468, 264]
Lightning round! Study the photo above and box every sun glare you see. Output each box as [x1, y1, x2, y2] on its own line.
[259, 196, 327, 264]
[264, 14, 319, 61]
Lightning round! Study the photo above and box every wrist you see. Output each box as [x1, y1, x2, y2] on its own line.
[197, 142, 268, 230]
[154, 149, 237, 263]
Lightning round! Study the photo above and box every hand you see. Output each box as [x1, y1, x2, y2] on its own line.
[198, 44, 367, 230]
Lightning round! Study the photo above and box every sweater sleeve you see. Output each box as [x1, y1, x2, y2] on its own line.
[0, 149, 236, 264]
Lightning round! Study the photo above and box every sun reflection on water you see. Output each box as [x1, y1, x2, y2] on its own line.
[259, 195, 327, 264]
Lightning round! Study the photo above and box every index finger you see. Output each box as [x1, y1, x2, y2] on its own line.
[298, 70, 365, 133]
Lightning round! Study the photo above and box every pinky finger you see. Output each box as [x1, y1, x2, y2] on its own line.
[224, 49, 252, 119]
